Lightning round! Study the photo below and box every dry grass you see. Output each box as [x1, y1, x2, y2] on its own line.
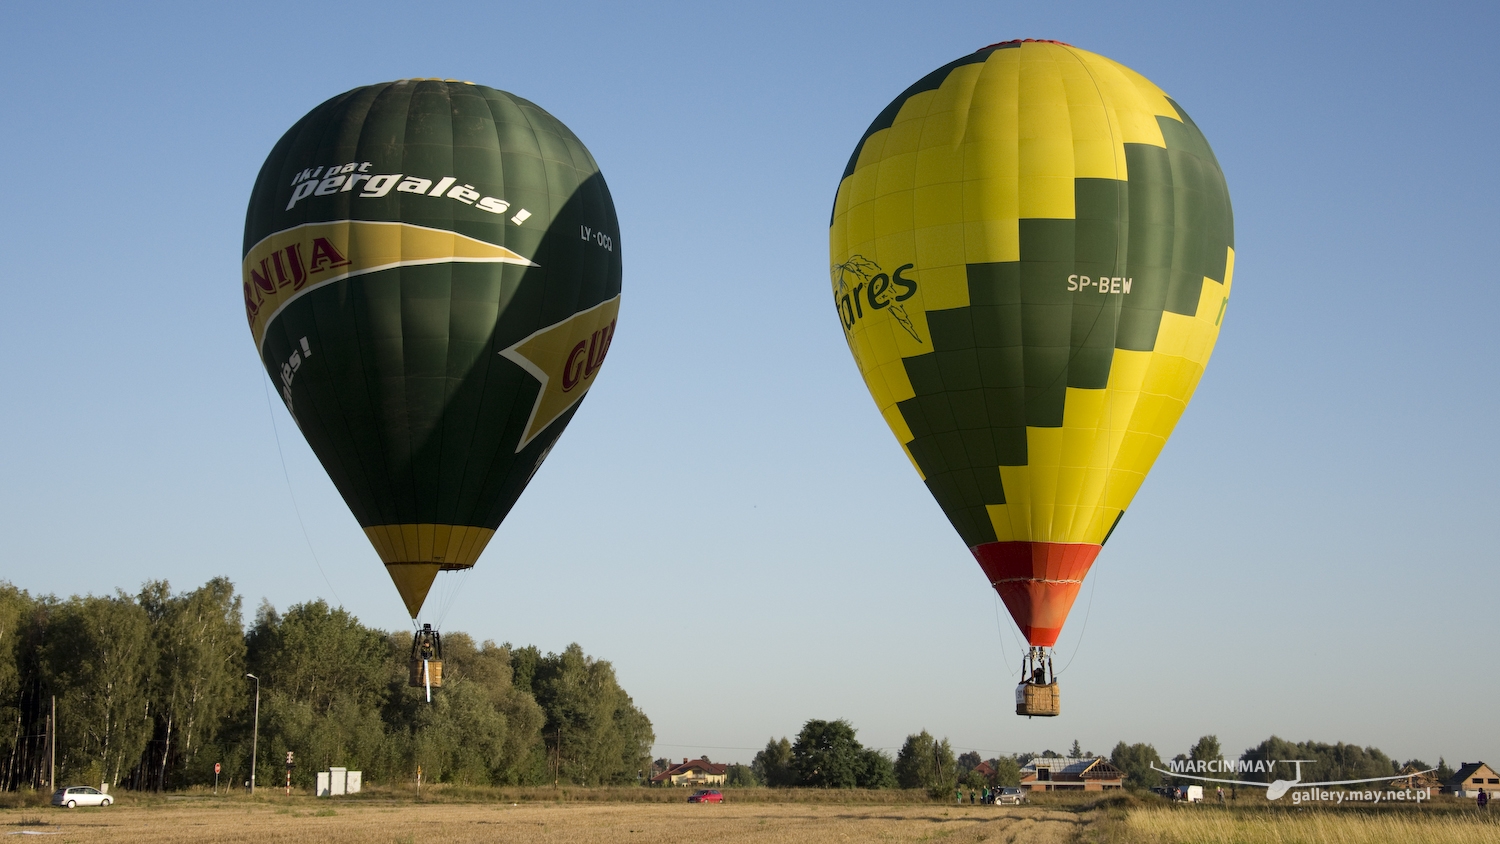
[1115, 805, 1500, 844]
[0, 799, 1086, 843]
[361, 783, 958, 804]
[3, 791, 1495, 843]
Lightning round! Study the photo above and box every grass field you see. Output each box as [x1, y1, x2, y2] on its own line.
[1, 790, 1496, 843]
[1118, 805, 1500, 844]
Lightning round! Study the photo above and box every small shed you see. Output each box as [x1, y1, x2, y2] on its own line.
[316, 767, 363, 797]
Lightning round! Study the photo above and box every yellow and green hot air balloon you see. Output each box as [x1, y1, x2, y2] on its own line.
[243, 80, 621, 624]
[828, 41, 1232, 714]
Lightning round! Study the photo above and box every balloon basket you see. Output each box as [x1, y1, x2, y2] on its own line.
[1015, 646, 1059, 716]
[408, 624, 444, 689]
[408, 658, 443, 689]
[1015, 681, 1060, 717]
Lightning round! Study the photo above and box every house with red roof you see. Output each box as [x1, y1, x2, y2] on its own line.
[651, 756, 728, 787]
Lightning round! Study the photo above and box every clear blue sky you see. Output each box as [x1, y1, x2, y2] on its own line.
[1, 0, 1495, 769]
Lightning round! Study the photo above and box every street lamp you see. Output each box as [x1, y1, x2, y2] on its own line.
[246, 673, 260, 795]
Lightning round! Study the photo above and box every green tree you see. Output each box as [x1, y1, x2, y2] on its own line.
[957, 750, 981, 773]
[403, 676, 512, 784]
[382, 633, 544, 785]
[1237, 736, 1395, 784]
[725, 763, 758, 787]
[857, 748, 896, 789]
[1188, 735, 1222, 766]
[246, 600, 390, 714]
[523, 643, 653, 785]
[452, 636, 544, 784]
[0, 573, 657, 792]
[790, 719, 865, 788]
[894, 730, 957, 796]
[509, 644, 540, 694]
[245, 600, 393, 787]
[0, 584, 29, 784]
[752, 737, 794, 787]
[1110, 742, 1164, 790]
[139, 578, 246, 789]
[41, 593, 156, 787]
[1069, 739, 1082, 758]
[1437, 757, 1454, 783]
[991, 756, 1022, 787]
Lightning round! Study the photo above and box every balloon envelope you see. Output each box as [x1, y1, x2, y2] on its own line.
[244, 80, 621, 617]
[829, 41, 1232, 646]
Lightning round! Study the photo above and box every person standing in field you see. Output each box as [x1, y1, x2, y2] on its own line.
[956, 788, 962, 804]
[1216, 786, 1224, 804]
[1479, 788, 1489, 810]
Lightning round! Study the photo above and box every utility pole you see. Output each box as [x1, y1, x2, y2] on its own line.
[246, 674, 260, 795]
[49, 695, 55, 793]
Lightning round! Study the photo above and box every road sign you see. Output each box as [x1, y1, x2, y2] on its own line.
[285, 751, 295, 767]
[215, 762, 221, 774]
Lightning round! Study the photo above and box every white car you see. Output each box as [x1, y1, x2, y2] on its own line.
[996, 787, 1028, 805]
[51, 786, 112, 808]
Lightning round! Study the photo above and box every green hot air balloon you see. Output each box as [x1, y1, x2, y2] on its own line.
[243, 79, 621, 620]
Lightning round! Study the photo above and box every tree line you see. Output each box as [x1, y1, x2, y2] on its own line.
[0, 579, 652, 791]
[716, 721, 1455, 797]
[1109, 734, 1455, 790]
[724, 720, 1023, 797]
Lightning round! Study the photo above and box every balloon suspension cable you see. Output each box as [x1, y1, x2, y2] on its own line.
[433, 566, 472, 631]
[261, 373, 344, 608]
[1055, 564, 1099, 677]
[1021, 647, 1055, 687]
[992, 594, 1023, 676]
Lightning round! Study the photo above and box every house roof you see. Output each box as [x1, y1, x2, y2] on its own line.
[1448, 762, 1495, 789]
[1020, 757, 1122, 779]
[650, 756, 729, 783]
[1394, 764, 1442, 784]
[973, 761, 994, 777]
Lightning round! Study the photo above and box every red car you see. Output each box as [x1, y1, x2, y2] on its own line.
[687, 789, 724, 803]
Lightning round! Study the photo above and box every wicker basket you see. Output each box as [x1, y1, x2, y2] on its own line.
[408, 657, 444, 689]
[1015, 681, 1059, 716]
